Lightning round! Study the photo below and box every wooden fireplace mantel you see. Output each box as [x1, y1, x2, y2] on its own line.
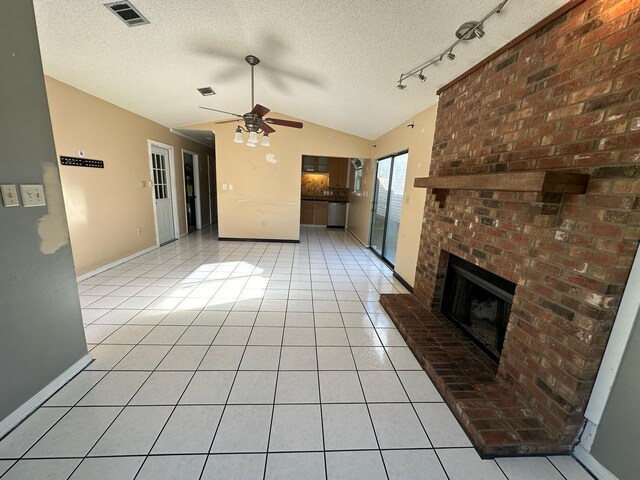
[414, 171, 590, 207]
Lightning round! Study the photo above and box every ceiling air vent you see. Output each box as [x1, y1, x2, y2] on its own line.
[197, 87, 216, 96]
[104, 1, 149, 27]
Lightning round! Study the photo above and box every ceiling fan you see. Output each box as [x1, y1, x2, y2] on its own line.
[200, 55, 303, 147]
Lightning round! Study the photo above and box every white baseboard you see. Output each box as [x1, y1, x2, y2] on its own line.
[573, 445, 618, 480]
[76, 245, 158, 282]
[0, 353, 93, 439]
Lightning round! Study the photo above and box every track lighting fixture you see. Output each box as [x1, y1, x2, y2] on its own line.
[396, 0, 508, 90]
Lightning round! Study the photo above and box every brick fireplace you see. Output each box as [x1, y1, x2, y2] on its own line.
[381, 0, 640, 457]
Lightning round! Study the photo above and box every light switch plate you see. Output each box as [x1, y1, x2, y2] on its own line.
[20, 184, 46, 207]
[1, 184, 20, 207]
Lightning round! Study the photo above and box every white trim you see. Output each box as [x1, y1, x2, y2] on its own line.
[584, 248, 640, 424]
[194, 153, 202, 229]
[181, 149, 202, 230]
[76, 245, 157, 282]
[207, 155, 217, 225]
[148, 140, 180, 244]
[573, 445, 619, 480]
[0, 354, 93, 439]
[170, 128, 212, 148]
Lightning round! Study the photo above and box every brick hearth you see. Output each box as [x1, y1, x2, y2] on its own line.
[380, 294, 564, 457]
[389, 0, 640, 456]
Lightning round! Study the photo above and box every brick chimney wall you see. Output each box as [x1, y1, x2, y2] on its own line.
[414, 0, 640, 442]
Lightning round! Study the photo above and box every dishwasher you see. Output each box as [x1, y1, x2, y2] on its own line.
[327, 202, 347, 228]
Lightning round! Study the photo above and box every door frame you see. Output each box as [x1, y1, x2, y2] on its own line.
[181, 149, 202, 230]
[207, 154, 217, 225]
[369, 149, 408, 267]
[147, 139, 180, 246]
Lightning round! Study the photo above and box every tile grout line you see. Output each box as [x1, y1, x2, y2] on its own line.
[310, 239, 329, 480]
[261, 243, 289, 480]
[132, 276, 238, 479]
[197, 241, 276, 480]
[325, 231, 391, 480]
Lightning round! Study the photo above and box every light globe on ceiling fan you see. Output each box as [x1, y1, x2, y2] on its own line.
[200, 55, 303, 147]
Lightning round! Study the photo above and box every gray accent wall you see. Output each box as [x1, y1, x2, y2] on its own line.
[0, 0, 88, 421]
[590, 311, 640, 480]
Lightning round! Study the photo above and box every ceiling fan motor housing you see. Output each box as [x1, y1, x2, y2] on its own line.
[243, 113, 263, 132]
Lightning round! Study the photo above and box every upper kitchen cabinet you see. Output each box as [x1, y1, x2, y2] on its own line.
[301, 155, 330, 173]
[328, 158, 349, 188]
[302, 156, 315, 172]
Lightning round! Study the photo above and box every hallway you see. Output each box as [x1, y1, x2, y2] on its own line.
[0, 228, 590, 479]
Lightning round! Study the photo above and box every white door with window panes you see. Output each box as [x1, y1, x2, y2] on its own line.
[151, 146, 175, 245]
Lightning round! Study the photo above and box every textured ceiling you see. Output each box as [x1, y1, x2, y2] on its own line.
[33, 0, 569, 139]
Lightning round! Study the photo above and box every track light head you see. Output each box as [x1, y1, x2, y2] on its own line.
[446, 51, 455, 61]
[418, 70, 427, 82]
[475, 25, 485, 38]
[397, 83, 407, 90]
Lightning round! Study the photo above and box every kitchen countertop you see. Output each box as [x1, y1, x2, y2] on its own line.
[301, 197, 349, 204]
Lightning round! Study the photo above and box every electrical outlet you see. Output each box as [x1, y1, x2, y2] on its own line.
[20, 184, 46, 207]
[1, 184, 20, 207]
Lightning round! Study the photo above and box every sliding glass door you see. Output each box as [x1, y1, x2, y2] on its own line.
[370, 151, 408, 266]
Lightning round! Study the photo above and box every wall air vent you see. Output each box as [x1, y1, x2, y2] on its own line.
[350, 158, 364, 170]
[197, 87, 216, 96]
[104, 1, 149, 27]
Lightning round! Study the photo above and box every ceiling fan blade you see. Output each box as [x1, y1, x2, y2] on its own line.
[199, 106, 243, 118]
[215, 118, 242, 124]
[261, 123, 275, 134]
[264, 118, 303, 129]
[251, 104, 270, 117]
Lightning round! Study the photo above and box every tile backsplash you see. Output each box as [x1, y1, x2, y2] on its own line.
[301, 173, 329, 197]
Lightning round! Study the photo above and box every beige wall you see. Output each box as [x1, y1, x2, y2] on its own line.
[347, 103, 438, 286]
[184, 116, 371, 240]
[346, 158, 375, 245]
[45, 77, 215, 276]
[46, 74, 436, 285]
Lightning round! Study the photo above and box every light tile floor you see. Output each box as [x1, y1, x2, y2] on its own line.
[0, 227, 594, 479]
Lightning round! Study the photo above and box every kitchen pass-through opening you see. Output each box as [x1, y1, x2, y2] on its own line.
[441, 254, 517, 362]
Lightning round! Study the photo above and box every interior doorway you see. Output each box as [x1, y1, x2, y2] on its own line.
[148, 141, 179, 246]
[208, 155, 217, 225]
[370, 150, 408, 266]
[182, 150, 201, 231]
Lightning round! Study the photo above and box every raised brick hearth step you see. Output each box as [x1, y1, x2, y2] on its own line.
[380, 293, 572, 457]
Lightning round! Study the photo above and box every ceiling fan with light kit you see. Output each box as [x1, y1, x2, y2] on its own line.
[200, 55, 303, 147]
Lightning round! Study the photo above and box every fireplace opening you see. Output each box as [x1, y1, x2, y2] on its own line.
[441, 254, 516, 362]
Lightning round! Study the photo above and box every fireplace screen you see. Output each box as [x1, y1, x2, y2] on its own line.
[441, 255, 516, 361]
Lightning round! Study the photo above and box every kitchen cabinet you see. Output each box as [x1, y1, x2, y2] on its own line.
[300, 200, 329, 225]
[328, 158, 349, 188]
[302, 157, 315, 172]
[300, 201, 314, 224]
[302, 156, 330, 173]
[315, 201, 328, 224]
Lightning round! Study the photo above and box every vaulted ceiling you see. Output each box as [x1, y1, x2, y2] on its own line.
[33, 0, 569, 139]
